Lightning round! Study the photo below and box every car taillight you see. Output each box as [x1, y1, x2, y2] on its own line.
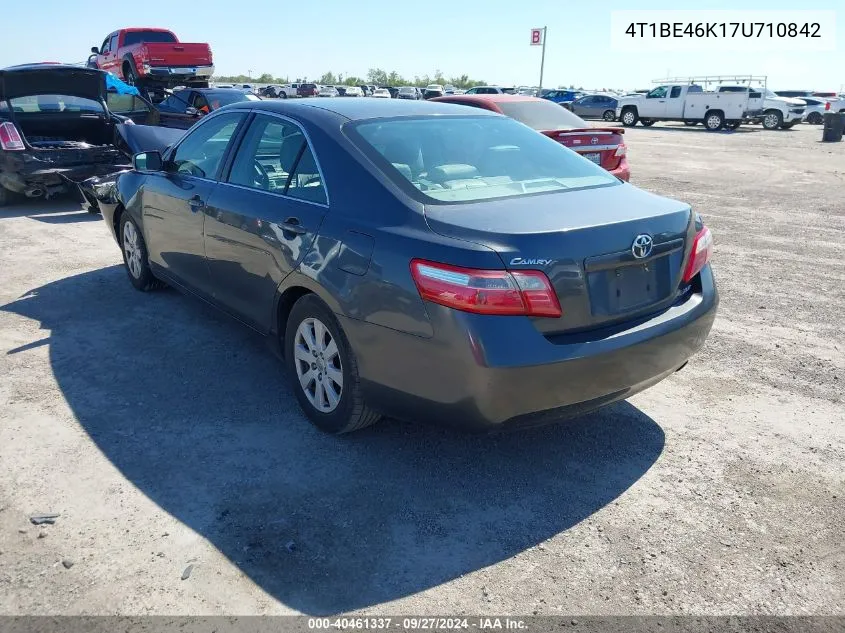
[410, 259, 562, 317]
[0, 122, 25, 151]
[825, 101, 831, 111]
[682, 226, 714, 283]
[614, 144, 627, 157]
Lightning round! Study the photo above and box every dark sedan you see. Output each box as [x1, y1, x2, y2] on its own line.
[100, 99, 717, 433]
[155, 88, 259, 129]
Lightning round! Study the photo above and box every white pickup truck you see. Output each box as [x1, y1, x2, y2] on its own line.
[715, 86, 806, 129]
[616, 84, 759, 130]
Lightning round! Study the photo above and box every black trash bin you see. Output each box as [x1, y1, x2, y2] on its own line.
[822, 112, 845, 142]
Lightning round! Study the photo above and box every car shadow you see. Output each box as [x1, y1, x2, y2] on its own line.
[1, 265, 666, 615]
[0, 196, 99, 223]
[626, 124, 763, 134]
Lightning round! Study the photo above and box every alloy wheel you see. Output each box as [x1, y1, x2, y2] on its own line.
[123, 221, 142, 279]
[294, 317, 343, 413]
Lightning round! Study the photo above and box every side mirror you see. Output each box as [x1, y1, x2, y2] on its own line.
[91, 46, 100, 54]
[185, 106, 200, 117]
[133, 151, 163, 172]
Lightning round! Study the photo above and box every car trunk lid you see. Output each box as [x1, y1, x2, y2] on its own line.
[424, 183, 694, 334]
[0, 65, 105, 101]
[143, 43, 212, 67]
[540, 127, 625, 173]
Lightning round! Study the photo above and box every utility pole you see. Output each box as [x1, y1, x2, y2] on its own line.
[538, 27, 547, 93]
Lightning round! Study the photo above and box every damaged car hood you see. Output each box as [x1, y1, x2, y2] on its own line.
[0, 64, 106, 101]
[114, 123, 183, 158]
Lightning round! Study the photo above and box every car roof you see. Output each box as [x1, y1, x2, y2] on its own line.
[220, 98, 500, 120]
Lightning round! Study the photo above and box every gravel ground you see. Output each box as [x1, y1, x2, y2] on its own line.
[0, 123, 842, 616]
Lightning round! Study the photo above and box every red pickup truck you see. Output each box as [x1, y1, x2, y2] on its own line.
[88, 28, 213, 90]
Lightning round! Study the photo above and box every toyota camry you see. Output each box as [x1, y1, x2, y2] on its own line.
[99, 99, 718, 433]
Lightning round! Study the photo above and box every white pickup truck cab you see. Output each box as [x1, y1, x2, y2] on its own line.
[615, 84, 758, 131]
[716, 86, 805, 129]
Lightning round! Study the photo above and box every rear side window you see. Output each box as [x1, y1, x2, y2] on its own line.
[107, 93, 151, 114]
[228, 115, 327, 204]
[670, 86, 682, 98]
[349, 116, 617, 204]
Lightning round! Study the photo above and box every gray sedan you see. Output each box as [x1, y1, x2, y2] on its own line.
[568, 94, 619, 121]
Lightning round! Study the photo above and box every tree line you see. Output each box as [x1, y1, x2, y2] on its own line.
[213, 68, 489, 89]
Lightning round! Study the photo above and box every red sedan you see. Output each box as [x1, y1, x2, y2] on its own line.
[431, 94, 629, 181]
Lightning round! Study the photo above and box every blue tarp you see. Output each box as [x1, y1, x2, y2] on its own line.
[106, 73, 140, 96]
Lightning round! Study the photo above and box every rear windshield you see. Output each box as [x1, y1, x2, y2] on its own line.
[496, 100, 588, 131]
[206, 91, 258, 106]
[349, 116, 618, 204]
[124, 31, 177, 46]
[2, 95, 103, 113]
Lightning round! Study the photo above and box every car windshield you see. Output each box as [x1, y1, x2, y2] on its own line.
[123, 30, 177, 46]
[4, 94, 103, 113]
[350, 115, 617, 203]
[496, 100, 588, 131]
[399, 87, 415, 93]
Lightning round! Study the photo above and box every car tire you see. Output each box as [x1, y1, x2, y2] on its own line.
[762, 110, 783, 130]
[621, 108, 638, 127]
[278, 92, 287, 99]
[123, 60, 138, 86]
[285, 294, 381, 434]
[704, 111, 724, 131]
[119, 214, 165, 291]
[602, 110, 615, 122]
[807, 112, 823, 125]
[640, 119, 655, 127]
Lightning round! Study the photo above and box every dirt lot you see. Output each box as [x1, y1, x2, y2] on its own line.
[0, 123, 842, 616]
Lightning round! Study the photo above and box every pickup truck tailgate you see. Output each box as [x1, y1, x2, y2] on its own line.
[143, 43, 211, 67]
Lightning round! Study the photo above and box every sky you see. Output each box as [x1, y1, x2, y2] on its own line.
[1, 0, 841, 91]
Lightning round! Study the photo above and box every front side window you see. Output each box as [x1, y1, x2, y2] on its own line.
[100, 37, 111, 54]
[109, 35, 119, 52]
[170, 112, 244, 179]
[647, 87, 668, 99]
[349, 115, 617, 204]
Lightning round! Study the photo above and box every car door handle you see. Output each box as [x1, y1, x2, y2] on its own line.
[189, 194, 205, 213]
[281, 217, 306, 235]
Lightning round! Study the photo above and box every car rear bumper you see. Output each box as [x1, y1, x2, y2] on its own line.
[608, 158, 630, 181]
[342, 265, 718, 430]
[143, 64, 214, 78]
[1, 151, 127, 199]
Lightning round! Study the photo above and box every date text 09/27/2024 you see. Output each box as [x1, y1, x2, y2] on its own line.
[308, 617, 528, 630]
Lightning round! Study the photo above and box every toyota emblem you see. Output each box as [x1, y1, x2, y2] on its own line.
[591, 137, 598, 145]
[632, 234, 653, 259]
